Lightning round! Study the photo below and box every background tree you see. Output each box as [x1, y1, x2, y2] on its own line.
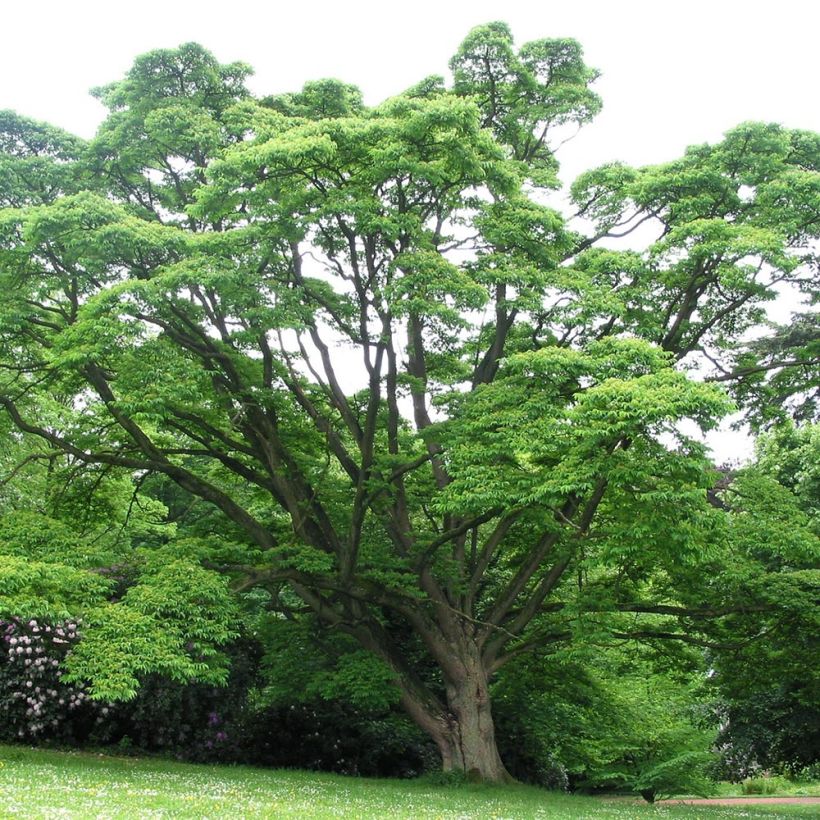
[0, 23, 817, 782]
[706, 423, 820, 777]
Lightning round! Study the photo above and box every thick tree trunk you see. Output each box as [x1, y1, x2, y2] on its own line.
[438, 666, 512, 783]
[399, 643, 513, 783]
[356, 597, 513, 783]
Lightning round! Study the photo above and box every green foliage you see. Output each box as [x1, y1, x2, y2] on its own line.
[0, 557, 111, 621]
[451, 22, 601, 187]
[755, 422, 820, 527]
[0, 110, 85, 206]
[257, 616, 399, 712]
[60, 559, 237, 701]
[571, 122, 819, 426]
[263, 79, 365, 120]
[88, 42, 251, 220]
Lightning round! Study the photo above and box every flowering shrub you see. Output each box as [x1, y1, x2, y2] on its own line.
[0, 615, 251, 756]
[84, 635, 263, 761]
[112, 674, 242, 761]
[0, 616, 104, 742]
[0, 616, 441, 778]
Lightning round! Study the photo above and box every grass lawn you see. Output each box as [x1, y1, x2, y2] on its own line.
[0, 745, 817, 819]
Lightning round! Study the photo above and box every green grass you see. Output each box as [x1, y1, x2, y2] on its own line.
[0, 745, 816, 819]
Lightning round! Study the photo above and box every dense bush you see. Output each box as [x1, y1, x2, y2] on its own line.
[101, 675, 244, 761]
[81, 634, 261, 761]
[236, 701, 435, 777]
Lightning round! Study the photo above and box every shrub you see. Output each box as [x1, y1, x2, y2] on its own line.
[236, 701, 435, 777]
[741, 775, 791, 795]
[97, 635, 262, 761]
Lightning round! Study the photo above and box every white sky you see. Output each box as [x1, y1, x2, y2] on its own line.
[2, 0, 817, 461]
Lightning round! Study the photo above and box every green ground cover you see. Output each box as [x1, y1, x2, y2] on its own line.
[0, 746, 817, 819]
[716, 778, 820, 798]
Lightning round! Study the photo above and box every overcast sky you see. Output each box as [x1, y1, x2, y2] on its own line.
[4, 0, 818, 179]
[1, 0, 817, 459]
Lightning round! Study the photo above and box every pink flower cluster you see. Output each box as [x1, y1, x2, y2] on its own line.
[1, 616, 91, 739]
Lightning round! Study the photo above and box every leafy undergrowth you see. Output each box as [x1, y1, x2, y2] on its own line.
[0, 745, 816, 819]
[716, 778, 820, 798]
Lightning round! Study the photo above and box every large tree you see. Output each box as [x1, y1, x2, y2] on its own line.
[0, 24, 817, 781]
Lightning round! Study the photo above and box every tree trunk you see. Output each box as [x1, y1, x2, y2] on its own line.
[367, 613, 513, 783]
[413, 646, 513, 783]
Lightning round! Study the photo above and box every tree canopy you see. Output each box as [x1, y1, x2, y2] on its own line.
[0, 22, 817, 782]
